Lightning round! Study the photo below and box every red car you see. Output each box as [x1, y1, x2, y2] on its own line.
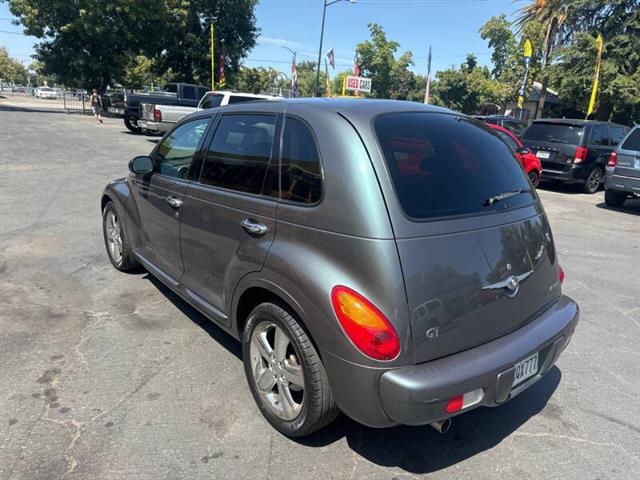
[486, 123, 542, 187]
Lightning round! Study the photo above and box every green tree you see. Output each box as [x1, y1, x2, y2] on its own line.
[551, 1, 640, 123]
[514, 0, 587, 118]
[431, 54, 511, 114]
[231, 66, 283, 94]
[5, 0, 169, 89]
[355, 23, 400, 98]
[157, 0, 259, 87]
[122, 55, 155, 89]
[480, 14, 546, 103]
[0, 47, 28, 84]
[4, 0, 259, 90]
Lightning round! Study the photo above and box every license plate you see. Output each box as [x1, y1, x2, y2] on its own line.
[513, 352, 539, 387]
[536, 150, 550, 159]
[109, 107, 124, 114]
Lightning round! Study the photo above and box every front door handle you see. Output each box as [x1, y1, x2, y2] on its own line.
[241, 218, 268, 236]
[166, 196, 183, 209]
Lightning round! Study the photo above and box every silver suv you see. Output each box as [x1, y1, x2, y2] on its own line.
[605, 125, 640, 207]
[102, 99, 579, 437]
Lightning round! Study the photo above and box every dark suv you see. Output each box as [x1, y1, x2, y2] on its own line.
[474, 115, 528, 137]
[521, 119, 629, 193]
[102, 99, 579, 437]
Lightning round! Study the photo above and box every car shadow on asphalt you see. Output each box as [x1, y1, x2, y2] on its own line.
[145, 274, 242, 360]
[0, 104, 71, 115]
[143, 272, 561, 475]
[595, 201, 640, 216]
[299, 367, 561, 474]
[537, 181, 596, 194]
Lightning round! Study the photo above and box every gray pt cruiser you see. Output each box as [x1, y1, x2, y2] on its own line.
[101, 99, 579, 437]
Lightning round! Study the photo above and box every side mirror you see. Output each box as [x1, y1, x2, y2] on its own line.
[517, 147, 531, 155]
[129, 155, 153, 175]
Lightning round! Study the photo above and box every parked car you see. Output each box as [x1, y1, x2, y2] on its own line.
[521, 119, 629, 194]
[35, 86, 58, 99]
[475, 115, 528, 137]
[108, 82, 209, 133]
[486, 123, 542, 186]
[605, 125, 640, 207]
[101, 100, 579, 437]
[139, 91, 274, 135]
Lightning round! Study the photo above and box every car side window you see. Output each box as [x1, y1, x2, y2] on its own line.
[589, 125, 610, 146]
[199, 93, 224, 109]
[610, 126, 629, 146]
[495, 130, 519, 152]
[280, 117, 323, 204]
[154, 118, 210, 179]
[182, 86, 196, 100]
[199, 114, 277, 194]
[621, 128, 640, 151]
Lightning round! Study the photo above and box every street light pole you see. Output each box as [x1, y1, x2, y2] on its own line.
[314, 0, 356, 97]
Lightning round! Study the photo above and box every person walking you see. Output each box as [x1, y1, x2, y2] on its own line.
[89, 89, 103, 124]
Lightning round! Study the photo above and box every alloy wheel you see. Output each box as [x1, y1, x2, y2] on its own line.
[587, 168, 603, 193]
[105, 210, 124, 265]
[249, 321, 304, 421]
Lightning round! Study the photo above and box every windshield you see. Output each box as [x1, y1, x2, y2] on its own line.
[523, 123, 584, 145]
[374, 112, 534, 220]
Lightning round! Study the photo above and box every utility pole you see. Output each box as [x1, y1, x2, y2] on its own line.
[314, 0, 357, 97]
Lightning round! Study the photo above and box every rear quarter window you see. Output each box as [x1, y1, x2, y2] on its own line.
[375, 112, 534, 220]
[621, 128, 640, 151]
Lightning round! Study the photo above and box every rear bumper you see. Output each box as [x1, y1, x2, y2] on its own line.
[541, 164, 588, 183]
[377, 295, 579, 426]
[605, 169, 640, 195]
[138, 120, 169, 133]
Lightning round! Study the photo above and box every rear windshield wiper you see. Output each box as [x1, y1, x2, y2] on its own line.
[484, 188, 532, 206]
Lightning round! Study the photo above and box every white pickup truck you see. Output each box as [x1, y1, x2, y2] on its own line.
[139, 91, 275, 134]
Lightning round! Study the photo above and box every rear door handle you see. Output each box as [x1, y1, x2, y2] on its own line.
[241, 218, 268, 236]
[166, 196, 183, 209]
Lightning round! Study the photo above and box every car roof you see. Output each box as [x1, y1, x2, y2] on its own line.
[187, 98, 455, 121]
[532, 118, 626, 127]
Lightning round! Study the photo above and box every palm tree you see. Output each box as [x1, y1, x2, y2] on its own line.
[514, 0, 579, 118]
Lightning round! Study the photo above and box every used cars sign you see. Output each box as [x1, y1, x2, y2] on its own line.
[345, 75, 372, 94]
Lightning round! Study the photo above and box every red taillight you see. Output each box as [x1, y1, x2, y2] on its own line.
[607, 151, 618, 167]
[153, 108, 162, 122]
[574, 147, 588, 164]
[445, 395, 464, 414]
[559, 265, 565, 284]
[331, 286, 400, 361]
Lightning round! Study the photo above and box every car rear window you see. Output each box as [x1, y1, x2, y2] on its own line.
[522, 123, 583, 145]
[621, 128, 640, 152]
[374, 112, 534, 220]
[199, 93, 224, 109]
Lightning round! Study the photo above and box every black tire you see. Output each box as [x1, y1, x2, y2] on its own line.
[242, 303, 338, 437]
[605, 189, 626, 208]
[124, 116, 142, 133]
[582, 166, 604, 194]
[102, 201, 140, 272]
[528, 170, 540, 188]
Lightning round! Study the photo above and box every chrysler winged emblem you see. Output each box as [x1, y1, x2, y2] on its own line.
[482, 270, 533, 298]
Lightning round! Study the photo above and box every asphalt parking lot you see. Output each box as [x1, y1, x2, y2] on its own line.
[1, 100, 639, 480]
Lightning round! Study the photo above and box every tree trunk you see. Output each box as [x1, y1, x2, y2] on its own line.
[536, 17, 558, 119]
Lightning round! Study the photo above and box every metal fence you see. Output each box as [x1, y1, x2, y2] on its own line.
[63, 91, 90, 115]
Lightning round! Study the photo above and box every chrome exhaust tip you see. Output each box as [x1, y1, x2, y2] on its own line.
[430, 418, 451, 433]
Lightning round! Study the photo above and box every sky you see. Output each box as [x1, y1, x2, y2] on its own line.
[1, 0, 521, 77]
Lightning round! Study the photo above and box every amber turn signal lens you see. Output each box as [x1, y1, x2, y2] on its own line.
[331, 286, 400, 361]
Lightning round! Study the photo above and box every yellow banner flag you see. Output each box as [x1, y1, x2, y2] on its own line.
[587, 34, 604, 117]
